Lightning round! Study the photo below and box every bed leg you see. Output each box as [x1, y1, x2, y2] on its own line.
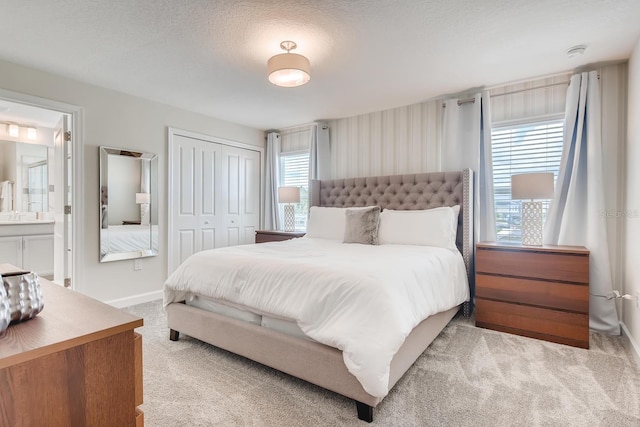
[463, 301, 473, 317]
[355, 401, 373, 423]
[169, 329, 180, 341]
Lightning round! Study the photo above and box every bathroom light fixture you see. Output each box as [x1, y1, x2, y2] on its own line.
[8, 124, 19, 137]
[268, 41, 311, 88]
[566, 45, 586, 58]
[27, 127, 37, 140]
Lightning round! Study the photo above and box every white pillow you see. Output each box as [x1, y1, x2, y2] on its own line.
[306, 206, 375, 240]
[378, 206, 460, 249]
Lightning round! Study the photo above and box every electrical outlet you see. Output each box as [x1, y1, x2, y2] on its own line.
[134, 259, 142, 271]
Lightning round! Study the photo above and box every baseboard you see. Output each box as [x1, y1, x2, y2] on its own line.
[105, 290, 163, 308]
[620, 321, 640, 368]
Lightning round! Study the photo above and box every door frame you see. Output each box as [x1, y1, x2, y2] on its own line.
[167, 127, 263, 275]
[0, 88, 84, 292]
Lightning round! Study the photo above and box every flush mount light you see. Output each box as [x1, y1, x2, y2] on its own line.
[268, 41, 311, 88]
[566, 45, 587, 58]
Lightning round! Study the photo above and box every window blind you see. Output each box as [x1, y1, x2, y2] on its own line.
[492, 120, 564, 243]
[280, 153, 310, 230]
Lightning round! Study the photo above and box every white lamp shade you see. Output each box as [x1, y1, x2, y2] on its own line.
[511, 173, 554, 200]
[278, 186, 300, 204]
[135, 192, 150, 204]
[268, 53, 311, 87]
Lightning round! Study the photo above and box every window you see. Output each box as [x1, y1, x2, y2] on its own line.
[280, 152, 309, 230]
[492, 119, 564, 244]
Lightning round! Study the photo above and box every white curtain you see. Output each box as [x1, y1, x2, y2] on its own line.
[442, 92, 497, 243]
[263, 131, 281, 230]
[544, 71, 620, 334]
[309, 122, 331, 180]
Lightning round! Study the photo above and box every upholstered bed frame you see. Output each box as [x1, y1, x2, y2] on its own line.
[166, 169, 474, 422]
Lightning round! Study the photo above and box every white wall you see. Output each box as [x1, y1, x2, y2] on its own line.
[623, 36, 640, 355]
[0, 59, 264, 303]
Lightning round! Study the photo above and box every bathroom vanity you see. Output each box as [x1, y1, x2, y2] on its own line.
[0, 220, 54, 277]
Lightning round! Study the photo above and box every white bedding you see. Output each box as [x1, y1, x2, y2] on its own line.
[100, 224, 158, 254]
[163, 237, 469, 398]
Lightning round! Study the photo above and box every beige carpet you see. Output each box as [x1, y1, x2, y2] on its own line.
[126, 301, 640, 426]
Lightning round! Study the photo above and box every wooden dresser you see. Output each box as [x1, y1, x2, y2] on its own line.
[475, 243, 590, 348]
[0, 264, 144, 426]
[255, 230, 305, 243]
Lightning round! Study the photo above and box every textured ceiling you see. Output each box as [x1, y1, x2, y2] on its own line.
[0, 0, 639, 130]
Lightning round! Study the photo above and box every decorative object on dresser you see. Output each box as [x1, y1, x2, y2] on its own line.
[278, 186, 300, 232]
[511, 172, 554, 246]
[255, 230, 305, 244]
[0, 263, 144, 427]
[1, 270, 44, 327]
[475, 242, 589, 348]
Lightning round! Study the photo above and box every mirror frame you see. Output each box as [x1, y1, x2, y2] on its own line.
[99, 146, 158, 262]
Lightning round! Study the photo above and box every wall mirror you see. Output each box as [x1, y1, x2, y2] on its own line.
[0, 140, 51, 216]
[99, 146, 158, 262]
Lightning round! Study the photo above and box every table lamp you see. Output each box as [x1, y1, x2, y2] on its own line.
[278, 186, 300, 232]
[511, 173, 554, 246]
[136, 192, 150, 224]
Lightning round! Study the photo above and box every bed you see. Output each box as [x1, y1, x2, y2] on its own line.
[164, 169, 474, 422]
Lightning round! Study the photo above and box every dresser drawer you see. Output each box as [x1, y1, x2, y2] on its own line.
[476, 274, 589, 314]
[476, 248, 588, 283]
[476, 299, 589, 348]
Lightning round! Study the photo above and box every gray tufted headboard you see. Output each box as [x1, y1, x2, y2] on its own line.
[310, 169, 474, 312]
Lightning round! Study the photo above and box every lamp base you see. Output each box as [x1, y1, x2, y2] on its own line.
[521, 201, 543, 246]
[284, 204, 295, 232]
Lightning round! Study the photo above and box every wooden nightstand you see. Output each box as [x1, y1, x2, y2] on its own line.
[475, 242, 590, 348]
[255, 230, 305, 243]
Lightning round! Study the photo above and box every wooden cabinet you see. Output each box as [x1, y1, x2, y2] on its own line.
[0, 264, 144, 426]
[255, 230, 305, 243]
[475, 243, 590, 348]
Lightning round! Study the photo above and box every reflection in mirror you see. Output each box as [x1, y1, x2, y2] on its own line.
[99, 146, 158, 262]
[0, 140, 50, 215]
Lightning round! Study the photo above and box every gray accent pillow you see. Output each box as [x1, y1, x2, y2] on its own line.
[343, 206, 381, 245]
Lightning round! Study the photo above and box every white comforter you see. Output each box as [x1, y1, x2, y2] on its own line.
[163, 237, 469, 398]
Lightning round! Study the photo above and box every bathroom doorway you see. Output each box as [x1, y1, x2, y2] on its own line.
[0, 93, 82, 290]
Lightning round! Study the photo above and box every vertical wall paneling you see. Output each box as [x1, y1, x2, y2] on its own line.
[328, 100, 441, 179]
[600, 63, 628, 296]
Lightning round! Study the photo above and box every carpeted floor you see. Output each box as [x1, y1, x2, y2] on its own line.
[126, 300, 640, 426]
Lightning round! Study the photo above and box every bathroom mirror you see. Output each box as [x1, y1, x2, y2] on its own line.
[99, 146, 158, 262]
[0, 140, 51, 215]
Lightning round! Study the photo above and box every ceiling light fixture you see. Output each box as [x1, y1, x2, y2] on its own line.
[268, 41, 311, 88]
[7, 124, 19, 137]
[27, 127, 37, 140]
[566, 45, 587, 58]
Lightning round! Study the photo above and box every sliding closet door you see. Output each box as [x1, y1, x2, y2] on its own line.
[169, 132, 261, 273]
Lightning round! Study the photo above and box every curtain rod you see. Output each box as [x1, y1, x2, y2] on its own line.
[442, 98, 476, 108]
[491, 81, 570, 98]
[443, 73, 601, 107]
